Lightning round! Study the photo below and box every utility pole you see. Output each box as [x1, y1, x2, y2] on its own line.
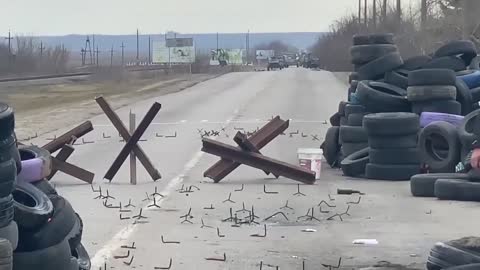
[421, 0, 427, 31]
[382, 0, 387, 22]
[358, 0, 362, 24]
[396, 0, 401, 22]
[121, 42, 125, 66]
[39, 41, 45, 58]
[136, 29, 139, 63]
[148, 35, 151, 63]
[372, 0, 377, 28]
[110, 45, 114, 67]
[92, 34, 95, 65]
[5, 30, 13, 68]
[81, 49, 86, 66]
[246, 30, 249, 64]
[95, 46, 100, 67]
[216, 32, 219, 53]
[364, 0, 368, 26]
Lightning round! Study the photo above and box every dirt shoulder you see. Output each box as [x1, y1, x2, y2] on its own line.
[2, 72, 222, 140]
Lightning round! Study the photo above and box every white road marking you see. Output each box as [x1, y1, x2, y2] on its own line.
[90, 117, 230, 268]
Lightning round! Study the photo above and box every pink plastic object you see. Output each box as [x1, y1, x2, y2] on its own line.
[420, 112, 464, 128]
[17, 158, 50, 183]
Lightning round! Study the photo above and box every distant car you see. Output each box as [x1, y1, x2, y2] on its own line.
[310, 57, 320, 69]
[267, 57, 282, 71]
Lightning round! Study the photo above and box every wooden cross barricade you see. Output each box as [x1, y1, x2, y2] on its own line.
[95, 96, 161, 183]
[202, 116, 316, 184]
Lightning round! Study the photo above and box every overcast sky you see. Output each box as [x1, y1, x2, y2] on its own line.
[0, 0, 419, 36]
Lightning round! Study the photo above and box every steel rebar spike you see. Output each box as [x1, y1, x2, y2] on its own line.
[103, 199, 112, 208]
[264, 185, 278, 194]
[321, 257, 342, 269]
[165, 132, 177, 138]
[93, 186, 104, 199]
[222, 208, 235, 222]
[105, 201, 121, 209]
[250, 224, 267, 237]
[326, 213, 342, 222]
[91, 184, 100, 193]
[176, 184, 185, 192]
[319, 205, 330, 213]
[132, 208, 147, 220]
[120, 213, 131, 220]
[311, 135, 320, 141]
[328, 194, 335, 201]
[189, 185, 200, 191]
[154, 258, 173, 269]
[155, 133, 164, 138]
[280, 200, 293, 210]
[222, 193, 235, 203]
[82, 138, 94, 144]
[113, 250, 130, 259]
[234, 184, 244, 192]
[203, 204, 215, 210]
[293, 184, 306, 196]
[124, 199, 135, 208]
[217, 227, 225, 238]
[161, 236, 180, 244]
[201, 218, 213, 229]
[121, 242, 136, 249]
[181, 216, 193, 224]
[142, 192, 152, 202]
[297, 208, 312, 220]
[342, 205, 351, 216]
[104, 189, 115, 199]
[318, 200, 336, 208]
[180, 208, 193, 219]
[123, 256, 134, 266]
[102, 132, 111, 139]
[236, 202, 250, 214]
[150, 186, 165, 198]
[147, 196, 162, 208]
[347, 196, 361, 205]
[205, 253, 226, 262]
[264, 211, 289, 221]
[301, 132, 308, 138]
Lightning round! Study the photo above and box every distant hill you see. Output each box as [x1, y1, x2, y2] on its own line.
[30, 32, 324, 54]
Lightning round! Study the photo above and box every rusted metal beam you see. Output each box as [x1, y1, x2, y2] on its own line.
[42, 121, 93, 153]
[204, 116, 288, 182]
[51, 156, 95, 184]
[103, 102, 161, 181]
[96, 96, 161, 181]
[47, 144, 74, 180]
[234, 132, 274, 177]
[202, 138, 316, 184]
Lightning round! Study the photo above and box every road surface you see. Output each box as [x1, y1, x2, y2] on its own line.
[25, 68, 480, 269]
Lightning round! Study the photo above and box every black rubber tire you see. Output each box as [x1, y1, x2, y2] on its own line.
[406, 85, 457, 102]
[446, 264, 480, 270]
[369, 81, 407, 96]
[410, 173, 470, 197]
[341, 142, 369, 158]
[427, 256, 452, 270]
[412, 100, 462, 115]
[368, 134, 418, 149]
[340, 116, 347, 126]
[458, 109, 480, 147]
[357, 52, 404, 80]
[422, 56, 467, 71]
[12, 182, 53, 231]
[0, 238, 12, 270]
[401, 55, 432, 71]
[434, 240, 480, 266]
[470, 56, 480, 70]
[74, 243, 91, 270]
[0, 221, 18, 251]
[67, 213, 83, 252]
[352, 33, 394, 45]
[329, 112, 341, 126]
[435, 179, 480, 201]
[322, 127, 340, 167]
[0, 195, 14, 229]
[369, 147, 420, 165]
[471, 87, 480, 103]
[419, 121, 461, 173]
[344, 104, 366, 116]
[338, 101, 348, 116]
[339, 125, 367, 143]
[18, 145, 52, 181]
[456, 78, 473, 116]
[13, 238, 74, 270]
[341, 147, 369, 177]
[356, 81, 411, 113]
[384, 70, 408, 89]
[32, 179, 57, 197]
[408, 69, 456, 86]
[363, 112, 419, 136]
[0, 159, 16, 198]
[366, 163, 420, 181]
[16, 195, 76, 252]
[434, 40, 477, 65]
[347, 113, 366, 126]
[350, 44, 398, 65]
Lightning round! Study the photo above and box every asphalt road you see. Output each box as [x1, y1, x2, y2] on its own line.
[26, 68, 480, 269]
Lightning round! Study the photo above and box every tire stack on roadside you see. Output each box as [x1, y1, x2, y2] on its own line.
[0, 103, 90, 270]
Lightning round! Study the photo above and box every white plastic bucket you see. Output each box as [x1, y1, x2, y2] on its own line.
[297, 148, 323, 180]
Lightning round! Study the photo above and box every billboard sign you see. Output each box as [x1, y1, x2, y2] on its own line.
[166, 38, 193, 47]
[153, 41, 195, 63]
[226, 49, 244, 65]
[209, 49, 245, 65]
[256, 50, 274, 60]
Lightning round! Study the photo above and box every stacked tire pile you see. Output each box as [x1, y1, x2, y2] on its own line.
[0, 103, 90, 270]
[426, 236, 480, 270]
